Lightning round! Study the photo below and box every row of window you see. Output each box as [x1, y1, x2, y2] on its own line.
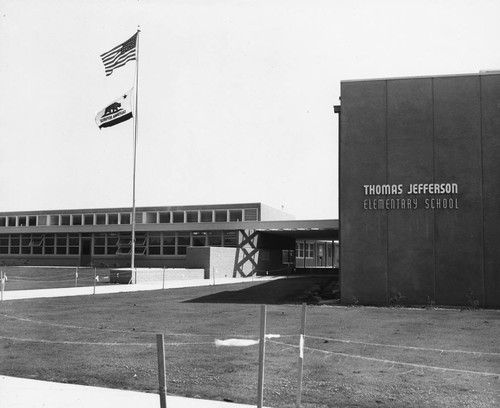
[295, 242, 316, 258]
[0, 231, 239, 256]
[295, 242, 335, 259]
[0, 208, 259, 228]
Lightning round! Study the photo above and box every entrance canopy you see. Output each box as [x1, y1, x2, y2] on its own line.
[253, 219, 339, 240]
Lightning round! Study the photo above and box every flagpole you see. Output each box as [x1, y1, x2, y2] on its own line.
[131, 28, 140, 284]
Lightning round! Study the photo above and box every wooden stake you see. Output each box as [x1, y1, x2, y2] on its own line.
[156, 333, 167, 408]
[1, 270, 4, 302]
[296, 303, 307, 407]
[257, 305, 267, 408]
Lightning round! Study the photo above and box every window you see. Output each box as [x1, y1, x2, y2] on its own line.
[38, 215, 47, 226]
[162, 233, 175, 255]
[223, 231, 238, 247]
[61, 215, 70, 226]
[159, 212, 170, 224]
[72, 214, 82, 226]
[95, 214, 106, 225]
[56, 234, 67, 255]
[177, 233, 190, 255]
[145, 212, 157, 224]
[120, 213, 131, 224]
[20, 235, 31, 254]
[244, 208, 258, 221]
[84, 214, 94, 225]
[94, 233, 106, 255]
[44, 235, 55, 254]
[134, 233, 147, 255]
[173, 211, 184, 223]
[200, 211, 213, 223]
[28, 216, 37, 226]
[186, 211, 198, 223]
[192, 231, 206, 246]
[0, 217, 6, 227]
[306, 243, 314, 258]
[296, 242, 304, 258]
[18, 216, 27, 227]
[229, 210, 242, 222]
[108, 213, 119, 225]
[8, 217, 16, 227]
[49, 215, 59, 226]
[148, 233, 161, 255]
[107, 234, 118, 255]
[207, 231, 222, 246]
[68, 234, 79, 255]
[215, 210, 227, 222]
[10, 235, 20, 254]
[0, 236, 8, 254]
[117, 234, 131, 255]
[30, 235, 44, 255]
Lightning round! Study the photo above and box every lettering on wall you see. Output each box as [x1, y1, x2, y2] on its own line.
[362, 183, 459, 210]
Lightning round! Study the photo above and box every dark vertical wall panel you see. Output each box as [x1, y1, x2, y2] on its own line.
[480, 75, 500, 307]
[386, 79, 435, 304]
[433, 76, 483, 305]
[340, 73, 500, 307]
[340, 81, 388, 304]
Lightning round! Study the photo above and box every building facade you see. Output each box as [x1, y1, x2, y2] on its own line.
[339, 72, 500, 307]
[0, 202, 338, 278]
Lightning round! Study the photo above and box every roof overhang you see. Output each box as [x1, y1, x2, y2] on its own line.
[254, 219, 339, 240]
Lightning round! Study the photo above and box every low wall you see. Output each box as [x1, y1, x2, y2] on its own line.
[109, 268, 205, 284]
[186, 246, 237, 279]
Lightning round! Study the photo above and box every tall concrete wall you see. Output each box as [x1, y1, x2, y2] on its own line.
[340, 73, 500, 307]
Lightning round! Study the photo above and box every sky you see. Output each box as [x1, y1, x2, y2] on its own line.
[1, 0, 499, 220]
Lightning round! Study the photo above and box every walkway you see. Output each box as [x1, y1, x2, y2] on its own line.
[0, 375, 264, 408]
[1, 276, 278, 301]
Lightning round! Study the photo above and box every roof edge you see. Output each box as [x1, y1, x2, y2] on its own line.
[341, 71, 500, 84]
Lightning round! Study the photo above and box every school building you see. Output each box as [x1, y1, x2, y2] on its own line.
[337, 71, 500, 308]
[0, 203, 338, 279]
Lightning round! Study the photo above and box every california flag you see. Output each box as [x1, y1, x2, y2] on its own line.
[95, 89, 134, 129]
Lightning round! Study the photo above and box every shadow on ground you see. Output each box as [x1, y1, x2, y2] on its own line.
[184, 276, 339, 305]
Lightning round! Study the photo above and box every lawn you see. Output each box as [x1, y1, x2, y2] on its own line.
[0, 277, 499, 407]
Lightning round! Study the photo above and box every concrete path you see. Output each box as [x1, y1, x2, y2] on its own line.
[1, 276, 279, 301]
[0, 375, 262, 408]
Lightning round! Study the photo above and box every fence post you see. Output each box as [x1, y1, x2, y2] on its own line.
[296, 303, 307, 407]
[75, 266, 79, 287]
[257, 304, 267, 408]
[1, 270, 4, 302]
[93, 267, 97, 295]
[156, 333, 167, 408]
[162, 267, 165, 290]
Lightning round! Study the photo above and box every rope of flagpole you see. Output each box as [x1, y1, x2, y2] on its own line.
[131, 27, 140, 284]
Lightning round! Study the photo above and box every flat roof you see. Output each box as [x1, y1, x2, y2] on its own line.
[0, 203, 265, 216]
[341, 71, 500, 84]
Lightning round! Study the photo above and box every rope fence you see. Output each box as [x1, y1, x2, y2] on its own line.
[0, 265, 295, 295]
[1, 304, 498, 407]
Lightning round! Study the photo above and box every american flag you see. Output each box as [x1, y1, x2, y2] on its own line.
[100, 32, 138, 76]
